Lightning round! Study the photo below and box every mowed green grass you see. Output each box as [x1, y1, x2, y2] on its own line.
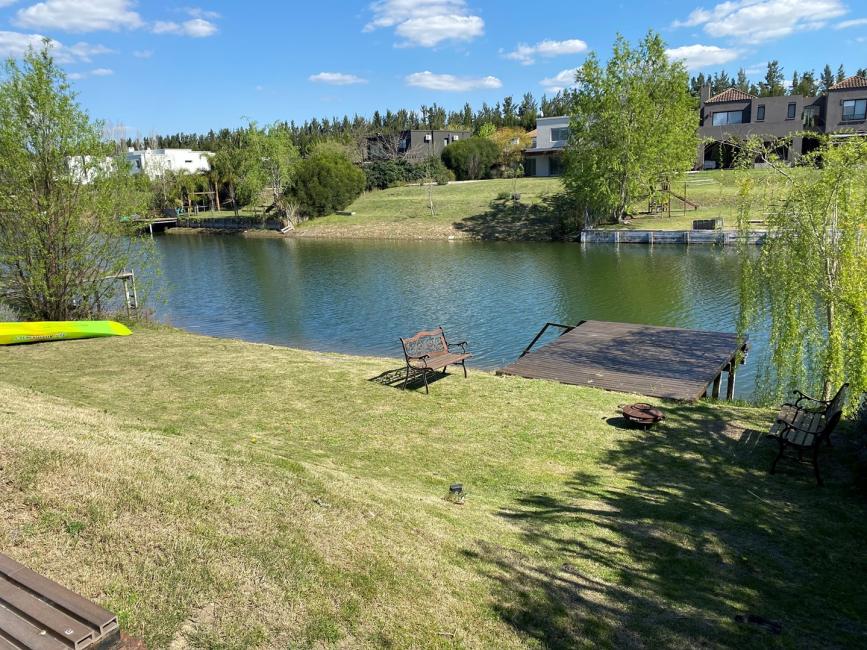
[2, 327, 866, 648]
[293, 169, 791, 238]
[295, 178, 565, 240]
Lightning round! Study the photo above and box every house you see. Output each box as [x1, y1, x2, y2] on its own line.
[126, 148, 212, 178]
[523, 116, 569, 176]
[697, 76, 867, 169]
[365, 129, 472, 162]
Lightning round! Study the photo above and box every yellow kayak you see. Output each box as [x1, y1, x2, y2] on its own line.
[0, 321, 132, 346]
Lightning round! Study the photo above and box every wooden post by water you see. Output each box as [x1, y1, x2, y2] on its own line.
[726, 362, 737, 400]
[711, 373, 722, 399]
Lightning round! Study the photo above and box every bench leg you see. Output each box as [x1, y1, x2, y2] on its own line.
[770, 440, 786, 475]
[403, 364, 411, 390]
[423, 368, 429, 394]
[812, 445, 824, 486]
[462, 360, 467, 378]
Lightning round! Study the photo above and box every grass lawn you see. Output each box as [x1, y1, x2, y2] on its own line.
[295, 178, 565, 240]
[1, 327, 866, 648]
[292, 170, 788, 240]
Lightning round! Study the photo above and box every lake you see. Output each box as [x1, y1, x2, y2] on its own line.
[153, 236, 766, 398]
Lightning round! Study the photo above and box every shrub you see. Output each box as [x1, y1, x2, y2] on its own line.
[288, 151, 366, 217]
[364, 159, 425, 191]
[440, 137, 499, 181]
[0, 301, 20, 322]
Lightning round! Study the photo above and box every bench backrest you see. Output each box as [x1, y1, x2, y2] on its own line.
[400, 327, 447, 360]
[826, 383, 849, 420]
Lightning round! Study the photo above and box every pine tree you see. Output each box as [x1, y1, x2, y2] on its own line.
[759, 60, 785, 96]
[735, 68, 750, 93]
[836, 64, 846, 83]
[820, 64, 835, 92]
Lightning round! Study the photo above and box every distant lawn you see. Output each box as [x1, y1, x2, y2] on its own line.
[295, 177, 565, 240]
[292, 170, 787, 239]
[1, 327, 866, 647]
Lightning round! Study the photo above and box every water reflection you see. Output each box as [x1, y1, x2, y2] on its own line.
[153, 236, 765, 397]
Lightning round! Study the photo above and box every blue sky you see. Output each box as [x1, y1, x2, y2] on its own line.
[0, 0, 864, 136]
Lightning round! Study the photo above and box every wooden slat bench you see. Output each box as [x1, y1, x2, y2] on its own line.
[768, 383, 848, 485]
[0, 554, 119, 649]
[399, 327, 470, 394]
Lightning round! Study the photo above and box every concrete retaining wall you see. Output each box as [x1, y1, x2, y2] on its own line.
[177, 217, 283, 231]
[580, 229, 767, 245]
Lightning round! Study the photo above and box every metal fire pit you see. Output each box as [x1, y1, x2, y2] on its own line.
[621, 403, 666, 429]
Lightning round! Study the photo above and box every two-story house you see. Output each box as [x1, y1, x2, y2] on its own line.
[698, 76, 867, 169]
[366, 129, 472, 162]
[523, 115, 570, 177]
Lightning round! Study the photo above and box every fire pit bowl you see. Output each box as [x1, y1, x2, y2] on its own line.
[621, 403, 666, 429]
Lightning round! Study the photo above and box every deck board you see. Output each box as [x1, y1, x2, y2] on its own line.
[498, 320, 746, 401]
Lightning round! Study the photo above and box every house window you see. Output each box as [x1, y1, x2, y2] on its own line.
[712, 110, 743, 126]
[756, 105, 765, 121]
[550, 127, 570, 142]
[443, 138, 449, 147]
[549, 155, 565, 176]
[398, 139, 408, 151]
[787, 102, 797, 119]
[452, 135, 460, 141]
[842, 98, 867, 121]
[803, 106, 819, 128]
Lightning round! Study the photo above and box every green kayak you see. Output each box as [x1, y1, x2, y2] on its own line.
[0, 321, 132, 346]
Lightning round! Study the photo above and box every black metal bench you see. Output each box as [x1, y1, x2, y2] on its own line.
[399, 327, 470, 394]
[768, 383, 848, 485]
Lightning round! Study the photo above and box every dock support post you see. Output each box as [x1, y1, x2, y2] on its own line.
[726, 363, 737, 400]
[711, 373, 722, 399]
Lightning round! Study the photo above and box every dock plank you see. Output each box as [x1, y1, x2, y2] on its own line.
[499, 320, 746, 401]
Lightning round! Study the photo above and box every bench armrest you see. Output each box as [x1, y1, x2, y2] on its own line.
[448, 341, 468, 353]
[793, 389, 829, 408]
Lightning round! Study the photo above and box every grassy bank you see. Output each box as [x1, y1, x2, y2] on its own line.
[295, 178, 565, 240]
[290, 170, 775, 240]
[1, 327, 866, 648]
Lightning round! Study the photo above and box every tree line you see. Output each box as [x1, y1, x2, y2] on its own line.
[690, 61, 867, 99]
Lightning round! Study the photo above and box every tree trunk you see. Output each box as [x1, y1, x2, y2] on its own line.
[823, 301, 835, 401]
[230, 184, 239, 218]
[214, 182, 221, 211]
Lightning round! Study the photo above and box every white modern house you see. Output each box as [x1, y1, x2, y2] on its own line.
[126, 148, 212, 178]
[523, 115, 569, 177]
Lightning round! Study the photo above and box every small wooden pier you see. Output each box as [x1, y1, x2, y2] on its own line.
[498, 320, 748, 401]
[131, 216, 177, 235]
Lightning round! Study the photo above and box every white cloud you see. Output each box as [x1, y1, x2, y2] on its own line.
[308, 72, 368, 85]
[365, 0, 484, 47]
[14, 0, 144, 32]
[665, 44, 740, 70]
[133, 49, 152, 58]
[504, 38, 587, 65]
[405, 70, 501, 91]
[153, 18, 218, 37]
[672, 0, 847, 43]
[835, 18, 867, 29]
[744, 61, 767, 75]
[0, 0, 20, 6]
[0, 30, 112, 63]
[540, 68, 577, 93]
[67, 67, 112, 79]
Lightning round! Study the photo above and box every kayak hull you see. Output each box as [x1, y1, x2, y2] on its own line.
[0, 321, 132, 346]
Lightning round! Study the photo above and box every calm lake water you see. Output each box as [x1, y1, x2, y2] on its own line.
[153, 236, 766, 398]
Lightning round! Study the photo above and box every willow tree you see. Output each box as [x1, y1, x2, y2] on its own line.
[564, 31, 698, 224]
[0, 45, 146, 320]
[735, 136, 867, 404]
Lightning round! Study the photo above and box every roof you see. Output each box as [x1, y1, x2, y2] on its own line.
[829, 75, 867, 90]
[527, 128, 538, 137]
[705, 88, 756, 104]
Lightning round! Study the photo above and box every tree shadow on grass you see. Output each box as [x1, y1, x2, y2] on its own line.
[453, 193, 583, 241]
[466, 403, 867, 648]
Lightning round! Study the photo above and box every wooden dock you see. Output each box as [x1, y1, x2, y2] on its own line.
[498, 320, 748, 401]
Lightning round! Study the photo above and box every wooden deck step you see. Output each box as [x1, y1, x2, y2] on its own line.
[0, 555, 119, 650]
